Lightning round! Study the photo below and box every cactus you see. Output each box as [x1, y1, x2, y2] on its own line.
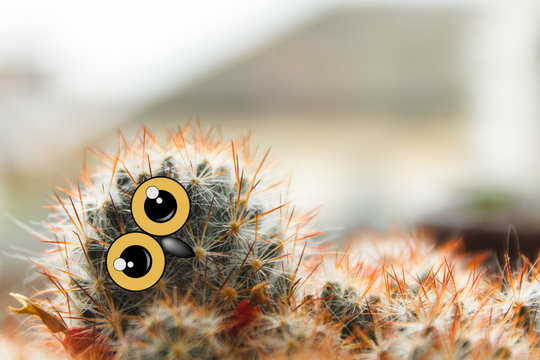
[8, 125, 540, 359]
[8, 125, 317, 357]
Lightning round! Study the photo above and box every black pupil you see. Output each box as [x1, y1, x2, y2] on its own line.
[144, 189, 177, 223]
[119, 245, 152, 278]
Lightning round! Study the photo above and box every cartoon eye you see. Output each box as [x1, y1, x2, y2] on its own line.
[131, 177, 191, 236]
[106, 232, 165, 291]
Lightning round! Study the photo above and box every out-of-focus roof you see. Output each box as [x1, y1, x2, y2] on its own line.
[139, 7, 470, 120]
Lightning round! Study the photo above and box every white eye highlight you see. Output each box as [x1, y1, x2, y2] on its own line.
[113, 258, 127, 271]
[146, 186, 159, 199]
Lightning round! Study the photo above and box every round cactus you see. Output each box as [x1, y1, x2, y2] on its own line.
[9, 125, 318, 358]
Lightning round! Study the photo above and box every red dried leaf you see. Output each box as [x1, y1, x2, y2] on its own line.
[63, 327, 112, 360]
[228, 299, 261, 335]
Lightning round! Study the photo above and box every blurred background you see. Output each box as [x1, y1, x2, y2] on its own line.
[1, 0, 540, 355]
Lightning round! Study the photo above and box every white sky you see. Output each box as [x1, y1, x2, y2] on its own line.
[0, 0, 482, 107]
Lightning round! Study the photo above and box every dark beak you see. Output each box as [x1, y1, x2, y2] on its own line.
[161, 237, 195, 258]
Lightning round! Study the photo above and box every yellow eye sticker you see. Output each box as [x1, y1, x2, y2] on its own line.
[106, 232, 165, 291]
[131, 177, 191, 236]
